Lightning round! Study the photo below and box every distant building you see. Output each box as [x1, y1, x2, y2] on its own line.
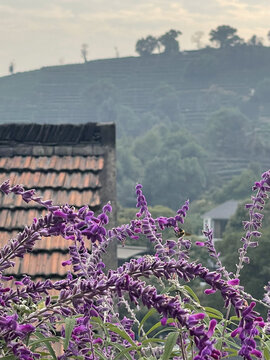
[117, 245, 148, 266]
[202, 200, 238, 240]
[0, 122, 117, 281]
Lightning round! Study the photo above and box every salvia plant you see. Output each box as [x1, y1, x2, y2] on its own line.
[0, 171, 270, 360]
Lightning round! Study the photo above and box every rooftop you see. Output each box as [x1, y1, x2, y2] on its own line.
[0, 122, 116, 279]
[202, 200, 239, 220]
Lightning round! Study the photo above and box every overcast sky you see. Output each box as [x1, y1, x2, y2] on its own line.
[0, 0, 269, 77]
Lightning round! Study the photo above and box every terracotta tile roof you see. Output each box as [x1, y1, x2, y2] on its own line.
[0, 122, 116, 280]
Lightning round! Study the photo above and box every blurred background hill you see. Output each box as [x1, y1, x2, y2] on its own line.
[1, 45, 270, 217]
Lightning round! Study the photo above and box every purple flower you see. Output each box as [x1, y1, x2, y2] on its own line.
[228, 278, 240, 286]
[206, 319, 217, 338]
[188, 313, 205, 326]
[93, 337, 103, 345]
[0, 179, 10, 194]
[17, 324, 35, 334]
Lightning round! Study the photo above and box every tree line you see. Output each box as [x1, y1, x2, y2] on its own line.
[135, 25, 269, 56]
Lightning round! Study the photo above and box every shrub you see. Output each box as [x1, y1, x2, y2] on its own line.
[0, 172, 270, 359]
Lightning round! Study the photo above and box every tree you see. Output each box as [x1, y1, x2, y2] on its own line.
[158, 29, 182, 54]
[211, 167, 260, 204]
[267, 30, 270, 43]
[135, 35, 158, 56]
[209, 25, 243, 48]
[8, 61, 14, 75]
[81, 43, 88, 62]
[152, 83, 180, 122]
[255, 78, 270, 103]
[217, 200, 270, 316]
[247, 35, 263, 46]
[206, 108, 250, 156]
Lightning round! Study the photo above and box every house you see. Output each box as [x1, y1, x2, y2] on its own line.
[117, 245, 148, 266]
[202, 200, 239, 240]
[0, 122, 117, 281]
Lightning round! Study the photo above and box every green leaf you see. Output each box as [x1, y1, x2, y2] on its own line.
[93, 349, 109, 360]
[229, 316, 240, 321]
[182, 303, 196, 311]
[0, 356, 16, 360]
[152, 328, 176, 339]
[30, 336, 59, 347]
[223, 347, 239, 356]
[31, 332, 58, 360]
[223, 339, 241, 350]
[113, 345, 137, 360]
[161, 331, 179, 360]
[105, 323, 136, 347]
[265, 340, 270, 352]
[143, 318, 174, 337]
[215, 338, 223, 350]
[183, 285, 200, 303]
[264, 347, 270, 360]
[215, 323, 226, 335]
[205, 307, 223, 320]
[90, 316, 103, 325]
[163, 285, 176, 294]
[64, 316, 76, 350]
[138, 308, 157, 337]
[141, 337, 165, 345]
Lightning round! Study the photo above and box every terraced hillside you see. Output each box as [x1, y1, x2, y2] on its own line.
[1, 47, 270, 125]
[1, 46, 270, 206]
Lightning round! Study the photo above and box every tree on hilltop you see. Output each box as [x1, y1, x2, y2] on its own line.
[8, 61, 15, 75]
[267, 30, 270, 44]
[159, 29, 182, 54]
[209, 25, 243, 48]
[81, 43, 88, 62]
[135, 35, 158, 56]
[247, 35, 263, 46]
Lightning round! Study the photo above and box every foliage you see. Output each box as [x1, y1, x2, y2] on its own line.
[119, 123, 207, 209]
[135, 36, 159, 56]
[217, 199, 270, 316]
[209, 25, 244, 48]
[247, 35, 263, 47]
[135, 30, 181, 56]
[255, 78, 270, 103]
[206, 107, 251, 156]
[158, 30, 182, 55]
[184, 53, 219, 80]
[211, 167, 261, 204]
[0, 171, 270, 359]
[81, 44, 88, 63]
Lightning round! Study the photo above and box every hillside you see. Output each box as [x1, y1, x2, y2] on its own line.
[1, 46, 270, 208]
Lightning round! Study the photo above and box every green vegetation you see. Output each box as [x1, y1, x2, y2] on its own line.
[216, 200, 270, 316]
[209, 25, 243, 48]
[1, 33, 270, 214]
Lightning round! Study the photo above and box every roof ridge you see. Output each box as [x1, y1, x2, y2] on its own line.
[0, 122, 115, 146]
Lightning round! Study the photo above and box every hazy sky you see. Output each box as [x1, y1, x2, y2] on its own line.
[0, 0, 269, 77]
